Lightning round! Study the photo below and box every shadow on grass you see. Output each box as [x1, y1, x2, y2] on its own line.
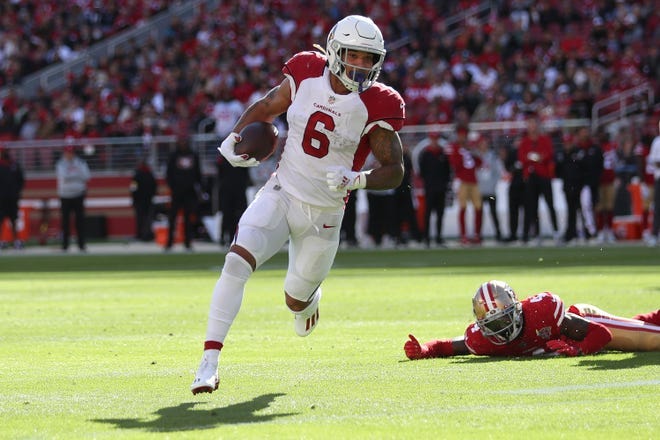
[410, 351, 659, 369]
[576, 351, 660, 370]
[91, 393, 297, 432]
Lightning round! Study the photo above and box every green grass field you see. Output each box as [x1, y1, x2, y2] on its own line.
[1, 245, 659, 439]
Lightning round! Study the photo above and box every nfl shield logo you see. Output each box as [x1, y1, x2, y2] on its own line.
[328, 96, 336, 105]
[536, 326, 552, 340]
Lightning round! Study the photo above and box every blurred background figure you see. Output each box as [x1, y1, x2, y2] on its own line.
[365, 153, 397, 248]
[130, 158, 157, 242]
[340, 190, 358, 248]
[596, 130, 618, 243]
[417, 131, 451, 247]
[393, 145, 422, 247]
[0, 146, 25, 250]
[555, 132, 585, 245]
[56, 145, 90, 252]
[450, 125, 482, 245]
[518, 114, 559, 245]
[503, 138, 525, 243]
[578, 126, 603, 242]
[646, 121, 660, 246]
[476, 134, 504, 242]
[216, 152, 251, 248]
[165, 134, 202, 251]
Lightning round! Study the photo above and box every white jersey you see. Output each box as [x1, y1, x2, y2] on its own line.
[275, 51, 405, 208]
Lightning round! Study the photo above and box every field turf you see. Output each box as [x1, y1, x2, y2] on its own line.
[1, 245, 658, 439]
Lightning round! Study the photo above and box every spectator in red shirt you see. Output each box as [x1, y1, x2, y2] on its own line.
[517, 113, 559, 244]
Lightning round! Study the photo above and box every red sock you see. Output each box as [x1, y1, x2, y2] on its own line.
[632, 310, 660, 326]
[459, 208, 466, 238]
[204, 341, 223, 351]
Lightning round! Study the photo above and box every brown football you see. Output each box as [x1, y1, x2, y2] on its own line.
[234, 121, 279, 161]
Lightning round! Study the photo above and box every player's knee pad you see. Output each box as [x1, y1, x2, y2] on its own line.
[223, 251, 253, 281]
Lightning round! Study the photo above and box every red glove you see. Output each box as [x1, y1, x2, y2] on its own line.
[546, 339, 580, 356]
[405, 335, 455, 359]
[404, 334, 428, 360]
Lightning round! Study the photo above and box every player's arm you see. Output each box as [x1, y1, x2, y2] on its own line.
[231, 78, 291, 133]
[326, 126, 404, 192]
[404, 334, 470, 360]
[546, 312, 612, 356]
[362, 127, 404, 190]
[219, 79, 291, 168]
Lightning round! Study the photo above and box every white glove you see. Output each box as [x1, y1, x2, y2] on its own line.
[326, 166, 368, 192]
[218, 132, 260, 168]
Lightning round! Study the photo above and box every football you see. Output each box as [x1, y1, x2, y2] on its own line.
[234, 121, 279, 161]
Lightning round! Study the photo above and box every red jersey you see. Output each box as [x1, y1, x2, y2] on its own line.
[450, 143, 480, 183]
[517, 134, 555, 179]
[464, 292, 565, 356]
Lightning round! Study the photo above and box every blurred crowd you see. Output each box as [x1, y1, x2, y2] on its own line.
[0, 0, 658, 143]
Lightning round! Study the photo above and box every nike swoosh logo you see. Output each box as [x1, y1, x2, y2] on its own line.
[322, 224, 336, 229]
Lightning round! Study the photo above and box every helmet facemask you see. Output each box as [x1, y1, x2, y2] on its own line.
[472, 281, 524, 345]
[326, 15, 386, 93]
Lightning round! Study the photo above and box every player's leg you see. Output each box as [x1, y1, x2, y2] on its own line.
[60, 198, 71, 251]
[457, 183, 468, 243]
[632, 310, 660, 326]
[191, 181, 291, 394]
[284, 201, 343, 336]
[569, 304, 660, 351]
[470, 184, 482, 243]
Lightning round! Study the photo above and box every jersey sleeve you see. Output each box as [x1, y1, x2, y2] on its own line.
[282, 51, 327, 92]
[360, 83, 406, 132]
[463, 323, 498, 355]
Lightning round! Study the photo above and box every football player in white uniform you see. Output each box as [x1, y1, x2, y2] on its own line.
[192, 15, 406, 394]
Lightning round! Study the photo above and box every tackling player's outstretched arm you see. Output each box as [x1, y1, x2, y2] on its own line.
[404, 334, 470, 360]
[546, 312, 612, 356]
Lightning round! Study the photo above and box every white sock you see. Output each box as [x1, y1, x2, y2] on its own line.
[203, 349, 220, 365]
[205, 252, 253, 344]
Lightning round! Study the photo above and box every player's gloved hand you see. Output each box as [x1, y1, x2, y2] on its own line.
[546, 339, 580, 356]
[404, 334, 429, 360]
[326, 166, 368, 192]
[218, 132, 260, 168]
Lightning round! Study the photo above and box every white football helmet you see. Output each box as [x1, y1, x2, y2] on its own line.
[326, 15, 386, 93]
[472, 280, 523, 345]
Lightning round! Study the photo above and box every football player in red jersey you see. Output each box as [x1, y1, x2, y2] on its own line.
[404, 280, 660, 360]
[191, 15, 406, 394]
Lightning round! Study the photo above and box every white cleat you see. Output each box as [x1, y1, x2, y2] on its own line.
[190, 355, 219, 395]
[294, 289, 322, 337]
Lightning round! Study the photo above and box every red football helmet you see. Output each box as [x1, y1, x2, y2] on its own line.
[472, 280, 523, 345]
